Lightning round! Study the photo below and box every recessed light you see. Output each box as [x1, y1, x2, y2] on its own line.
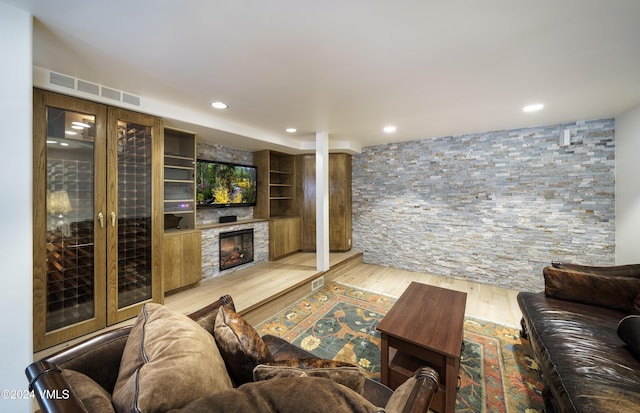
[60, 142, 70, 147]
[383, 125, 397, 133]
[285, 128, 297, 133]
[210, 101, 229, 109]
[523, 103, 544, 112]
[72, 121, 91, 128]
[46, 140, 58, 144]
[65, 130, 78, 135]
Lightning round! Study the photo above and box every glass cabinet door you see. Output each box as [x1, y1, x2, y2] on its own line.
[33, 90, 162, 351]
[107, 108, 163, 324]
[33, 90, 107, 351]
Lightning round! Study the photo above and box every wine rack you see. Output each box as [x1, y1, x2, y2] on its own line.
[116, 122, 153, 308]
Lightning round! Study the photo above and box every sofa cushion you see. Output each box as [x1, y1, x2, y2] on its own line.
[112, 303, 233, 413]
[214, 305, 274, 386]
[253, 359, 365, 395]
[617, 315, 640, 357]
[544, 266, 640, 312]
[633, 293, 640, 315]
[168, 377, 384, 413]
[62, 369, 115, 413]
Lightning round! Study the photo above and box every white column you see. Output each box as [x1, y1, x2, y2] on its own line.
[316, 132, 330, 271]
[615, 103, 640, 264]
[0, 3, 34, 412]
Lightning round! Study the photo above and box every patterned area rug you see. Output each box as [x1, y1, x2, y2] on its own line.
[256, 282, 544, 412]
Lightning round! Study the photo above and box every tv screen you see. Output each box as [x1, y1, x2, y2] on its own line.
[196, 160, 257, 208]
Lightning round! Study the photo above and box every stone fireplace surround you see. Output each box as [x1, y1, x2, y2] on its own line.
[200, 220, 269, 278]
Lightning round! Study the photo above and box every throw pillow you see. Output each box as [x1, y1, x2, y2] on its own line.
[617, 315, 640, 357]
[62, 369, 115, 413]
[112, 303, 233, 413]
[253, 359, 366, 395]
[214, 305, 275, 385]
[544, 266, 640, 313]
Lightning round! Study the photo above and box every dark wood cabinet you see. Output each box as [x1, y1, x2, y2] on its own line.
[254, 150, 302, 259]
[299, 153, 352, 252]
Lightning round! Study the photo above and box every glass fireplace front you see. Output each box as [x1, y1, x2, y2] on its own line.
[219, 229, 254, 271]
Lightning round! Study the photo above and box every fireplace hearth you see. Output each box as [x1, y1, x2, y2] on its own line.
[219, 229, 254, 271]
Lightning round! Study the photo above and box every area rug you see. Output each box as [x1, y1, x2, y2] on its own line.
[256, 282, 544, 413]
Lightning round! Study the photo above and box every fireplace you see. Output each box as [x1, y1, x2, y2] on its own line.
[219, 229, 254, 271]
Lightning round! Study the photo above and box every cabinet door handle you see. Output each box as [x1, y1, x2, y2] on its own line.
[111, 212, 116, 227]
[98, 212, 104, 228]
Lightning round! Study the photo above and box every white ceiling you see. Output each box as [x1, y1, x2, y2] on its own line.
[7, 0, 640, 153]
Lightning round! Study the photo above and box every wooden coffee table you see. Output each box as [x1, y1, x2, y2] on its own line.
[377, 282, 467, 413]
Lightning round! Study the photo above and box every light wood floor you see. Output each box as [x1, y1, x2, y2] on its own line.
[333, 260, 523, 328]
[166, 250, 523, 329]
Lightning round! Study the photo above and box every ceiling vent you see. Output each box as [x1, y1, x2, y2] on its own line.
[48, 71, 141, 107]
[77, 79, 100, 96]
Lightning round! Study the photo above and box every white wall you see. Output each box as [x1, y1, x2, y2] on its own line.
[0, 2, 33, 412]
[615, 103, 640, 264]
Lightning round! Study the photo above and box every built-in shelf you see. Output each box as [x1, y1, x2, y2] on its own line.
[164, 129, 196, 231]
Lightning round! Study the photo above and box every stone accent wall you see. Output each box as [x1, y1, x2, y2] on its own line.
[201, 221, 269, 278]
[352, 119, 615, 292]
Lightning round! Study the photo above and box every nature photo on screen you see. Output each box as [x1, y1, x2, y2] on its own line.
[196, 160, 257, 207]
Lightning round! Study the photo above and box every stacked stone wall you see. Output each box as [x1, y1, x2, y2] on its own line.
[352, 119, 615, 291]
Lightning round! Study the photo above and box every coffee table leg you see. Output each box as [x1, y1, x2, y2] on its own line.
[380, 333, 389, 386]
[445, 356, 459, 413]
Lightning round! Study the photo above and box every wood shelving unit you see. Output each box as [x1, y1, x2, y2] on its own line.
[162, 128, 201, 292]
[163, 129, 196, 230]
[254, 150, 301, 259]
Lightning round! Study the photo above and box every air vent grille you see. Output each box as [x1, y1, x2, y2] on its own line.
[48, 71, 141, 106]
[49, 72, 75, 89]
[101, 87, 121, 101]
[311, 276, 324, 292]
[123, 93, 141, 106]
[77, 80, 100, 96]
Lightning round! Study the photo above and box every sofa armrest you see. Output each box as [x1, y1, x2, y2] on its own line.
[44, 326, 131, 394]
[262, 334, 318, 361]
[26, 360, 87, 413]
[387, 367, 439, 413]
[402, 367, 439, 413]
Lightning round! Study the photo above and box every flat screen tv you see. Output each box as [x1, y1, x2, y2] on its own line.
[196, 160, 257, 208]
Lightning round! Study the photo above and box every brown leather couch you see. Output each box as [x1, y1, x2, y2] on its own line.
[26, 295, 439, 413]
[517, 262, 640, 413]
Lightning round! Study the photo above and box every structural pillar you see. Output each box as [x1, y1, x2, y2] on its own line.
[316, 131, 330, 271]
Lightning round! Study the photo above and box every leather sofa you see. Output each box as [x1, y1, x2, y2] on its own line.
[517, 262, 640, 413]
[26, 294, 439, 413]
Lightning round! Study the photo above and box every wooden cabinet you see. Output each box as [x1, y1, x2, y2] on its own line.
[32, 89, 163, 351]
[269, 217, 302, 260]
[254, 150, 300, 219]
[162, 129, 201, 292]
[163, 230, 202, 292]
[254, 150, 302, 259]
[300, 153, 352, 252]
